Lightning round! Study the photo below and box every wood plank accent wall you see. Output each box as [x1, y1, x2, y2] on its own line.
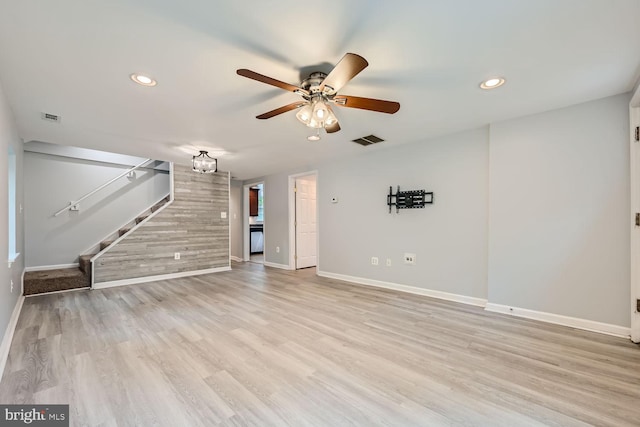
[93, 165, 229, 283]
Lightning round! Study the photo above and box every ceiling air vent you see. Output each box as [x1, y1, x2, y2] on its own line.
[41, 112, 61, 123]
[352, 134, 384, 146]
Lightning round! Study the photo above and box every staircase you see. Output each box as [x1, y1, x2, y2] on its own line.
[24, 195, 170, 296]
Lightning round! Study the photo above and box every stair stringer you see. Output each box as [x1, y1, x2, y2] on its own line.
[89, 163, 175, 288]
[79, 195, 168, 259]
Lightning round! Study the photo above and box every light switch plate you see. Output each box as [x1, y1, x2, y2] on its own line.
[221, 212, 227, 219]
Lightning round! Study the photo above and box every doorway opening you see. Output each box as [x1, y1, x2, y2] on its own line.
[244, 182, 264, 264]
[288, 172, 318, 270]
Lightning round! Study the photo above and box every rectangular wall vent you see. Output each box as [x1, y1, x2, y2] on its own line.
[41, 112, 61, 123]
[352, 134, 384, 146]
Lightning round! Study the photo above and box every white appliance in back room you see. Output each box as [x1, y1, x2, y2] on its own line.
[250, 227, 263, 253]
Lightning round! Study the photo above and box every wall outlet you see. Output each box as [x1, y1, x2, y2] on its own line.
[371, 257, 379, 266]
[174, 252, 180, 260]
[276, 246, 280, 253]
[221, 212, 227, 219]
[404, 253, 416, 265]
[386, 258, 392, 267]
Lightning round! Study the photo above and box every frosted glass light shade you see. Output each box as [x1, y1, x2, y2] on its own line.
[192, 150, 217, 173]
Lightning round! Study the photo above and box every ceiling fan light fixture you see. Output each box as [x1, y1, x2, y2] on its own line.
[307, 129, 321, 141]
[237, 52, 400, 134]
[307, 116, 322, 129]
[192, 150, 217, 173]
[312, 98, 328, 120]
[295, 103, 313, 125]
[325, 105, 338, 125]
[480, 77, 505, 89]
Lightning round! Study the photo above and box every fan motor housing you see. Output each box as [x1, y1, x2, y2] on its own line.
[301, 72, 328, 94]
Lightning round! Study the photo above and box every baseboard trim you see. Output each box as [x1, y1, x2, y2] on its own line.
[230, 256, 244, 262]
[317, 271, 488, 307]
[93, 266, 232, 289]
[485, 303, 630, 338]
[25, 263, 79, 272]
[25, 287, 90, 298]
[0, 295, 25, 378]
[263, 262, 293, 270]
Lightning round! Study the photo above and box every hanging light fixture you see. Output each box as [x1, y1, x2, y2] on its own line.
[307, 128, 321, 141]
[192, 150, 217, 173]
[324, 104, 338, 126]
[295, 103, 313, 126]
[312, 97, 328, 122]
[296, 94, 339, 131]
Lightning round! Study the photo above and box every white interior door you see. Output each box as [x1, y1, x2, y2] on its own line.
[295, 178, 317, 269]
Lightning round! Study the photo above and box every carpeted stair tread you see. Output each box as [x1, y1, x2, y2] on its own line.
[24, 268, 89, 295]
[79, 255, 93, 274]
[100, 240, 115, 250]
[135, 215, 149, 224]
[119, 228, 131, 237]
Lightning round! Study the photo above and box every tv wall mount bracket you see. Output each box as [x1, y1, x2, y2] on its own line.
[387, 186, 433, 213]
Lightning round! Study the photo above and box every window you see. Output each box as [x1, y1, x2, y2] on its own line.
[8, 146, 17, 259]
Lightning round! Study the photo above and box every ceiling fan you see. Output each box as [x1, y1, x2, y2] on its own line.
[236, 53, 400, 135]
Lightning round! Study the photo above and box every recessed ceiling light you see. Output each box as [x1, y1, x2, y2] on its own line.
[480, 77, 505, 90]
[130, 73, 157, 87]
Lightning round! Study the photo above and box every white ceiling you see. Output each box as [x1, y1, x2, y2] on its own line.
[1, 0, 639, 180]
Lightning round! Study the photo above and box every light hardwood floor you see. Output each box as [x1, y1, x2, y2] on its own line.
[1, 262, 639, 426]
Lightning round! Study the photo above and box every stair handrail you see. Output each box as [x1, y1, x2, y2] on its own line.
[54, 158, 156, 216]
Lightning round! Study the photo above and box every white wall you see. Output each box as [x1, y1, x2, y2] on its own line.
[264, 173, 291, 265]
[229, 179, 243, 259]
[259, 165, 314, 266]
[318, 128, 489, 297]
[256, 128, 489, 297]
[0, 78, 24, 357]
[24, 151, 170, 267]
[255, 92, 631, 331]
[488, 93, 631, 327]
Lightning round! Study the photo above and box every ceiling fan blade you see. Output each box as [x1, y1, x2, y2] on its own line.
[256, 102, 306, 119]
[237, 69, 308, 95]
[325, 121, 341, 133]
[333, 95, 400, 114]
[319, 53, 368, 93]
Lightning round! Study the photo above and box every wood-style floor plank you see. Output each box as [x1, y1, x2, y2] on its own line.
[1, 262, 639, 426]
